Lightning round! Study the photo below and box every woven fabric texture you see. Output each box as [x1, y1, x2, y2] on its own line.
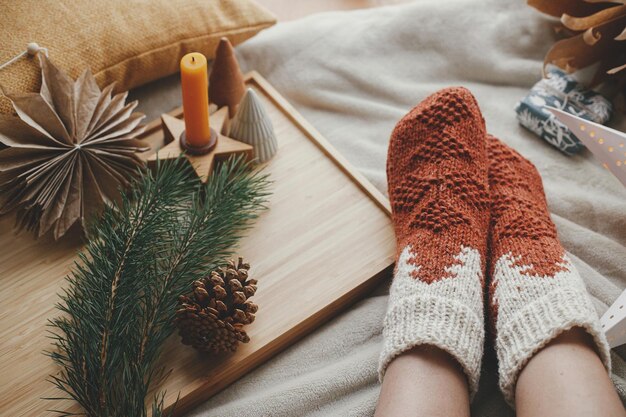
[380, 87, 489, 397]
[0, 0, 276, 115]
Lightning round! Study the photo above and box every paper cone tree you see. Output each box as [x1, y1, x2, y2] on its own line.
[209, 37, 246, 118]
[229, 88, 278, 163]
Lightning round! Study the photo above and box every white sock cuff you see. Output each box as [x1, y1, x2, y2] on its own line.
[378, 245, 485, 398]
[378, 293, 485, 397]
[496, 286, 611, 405]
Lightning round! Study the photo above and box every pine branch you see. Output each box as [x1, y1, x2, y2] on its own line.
[47, 157, 271, 417]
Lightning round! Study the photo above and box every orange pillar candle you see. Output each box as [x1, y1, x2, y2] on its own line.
[180, 52, 212, 147]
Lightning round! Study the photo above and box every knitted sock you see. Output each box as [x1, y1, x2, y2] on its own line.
[487, 135, 611, 405]
[379, 87, 490, 397]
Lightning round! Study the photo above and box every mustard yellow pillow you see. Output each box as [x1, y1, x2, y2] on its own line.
[0, 0, 276, 114]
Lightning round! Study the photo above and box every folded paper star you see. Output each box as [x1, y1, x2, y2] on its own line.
[548, 107, 626, 188]
[148, 107, 253, 182]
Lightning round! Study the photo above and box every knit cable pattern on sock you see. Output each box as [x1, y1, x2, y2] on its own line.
[487, 135, 611, 405]
[379, 87, 489, 398]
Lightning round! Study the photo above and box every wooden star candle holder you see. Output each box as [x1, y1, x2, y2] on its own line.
[179, 126, 218, 156]
[148, 107, 253, 182]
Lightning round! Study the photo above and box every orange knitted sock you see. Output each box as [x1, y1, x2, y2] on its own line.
[486, 135, 611, 405]
[379, 87, 489, 397]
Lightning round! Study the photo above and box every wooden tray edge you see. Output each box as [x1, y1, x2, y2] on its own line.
[245, 71, 391, 216]
[170, 264, 393, 415]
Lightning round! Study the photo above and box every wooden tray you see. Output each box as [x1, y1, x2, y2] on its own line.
[0, 72, 395, 416]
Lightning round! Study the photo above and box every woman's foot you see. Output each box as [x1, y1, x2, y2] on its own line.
[486, 135, 611, 405]
[380, 87, 489, 397]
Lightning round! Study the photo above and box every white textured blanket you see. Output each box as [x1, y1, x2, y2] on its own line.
[136, 0, 626, 415]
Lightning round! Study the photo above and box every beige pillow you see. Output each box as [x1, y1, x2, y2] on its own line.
[0, 0, 276, 114]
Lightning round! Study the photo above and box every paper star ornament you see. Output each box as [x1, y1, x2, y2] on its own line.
[548, 107, 626, 187]
[0, 54, 147, 239]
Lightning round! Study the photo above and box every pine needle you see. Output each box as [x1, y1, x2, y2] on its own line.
[47, 157, 271, 417]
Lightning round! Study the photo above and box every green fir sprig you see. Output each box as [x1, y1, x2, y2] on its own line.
[46, 157, 271, 417]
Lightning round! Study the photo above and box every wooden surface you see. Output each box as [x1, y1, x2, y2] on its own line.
[0, 72, 395, 416]
[257, 0, 413, 20]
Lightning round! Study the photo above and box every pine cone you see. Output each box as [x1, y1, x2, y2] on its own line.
[175, 257, 258, 353]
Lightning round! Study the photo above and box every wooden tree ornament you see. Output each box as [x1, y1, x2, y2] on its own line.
[209, 37, 246, 118]
[147, 107, 253, 182]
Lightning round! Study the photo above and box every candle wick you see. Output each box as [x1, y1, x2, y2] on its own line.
[192, 56, 195, 62]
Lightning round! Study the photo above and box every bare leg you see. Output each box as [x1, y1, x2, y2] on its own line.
[516, 328, 625, 417]
[375, 346, 471, 417]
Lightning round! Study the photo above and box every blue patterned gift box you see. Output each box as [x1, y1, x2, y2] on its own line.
[515, 68, 613, 155]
